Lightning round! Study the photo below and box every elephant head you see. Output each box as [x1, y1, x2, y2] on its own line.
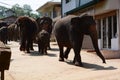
[7, 23, 20, 41]
[36, 16, 53, 34]
[71, 15, 96, 35]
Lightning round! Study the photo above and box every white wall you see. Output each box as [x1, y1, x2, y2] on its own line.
[62, 0, 76, 16]
[95, 0, 120, 15]
[111, 38, 119, 50]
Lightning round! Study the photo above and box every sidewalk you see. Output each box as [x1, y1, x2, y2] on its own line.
[4, 41, 120, 80]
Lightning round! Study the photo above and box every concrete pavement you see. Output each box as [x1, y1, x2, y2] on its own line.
[2, 41, 120, 80]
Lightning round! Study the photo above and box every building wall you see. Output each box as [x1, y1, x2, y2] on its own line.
[37, 3, 61, 19]
[62, 0, 120, 15]
[62, 0, 120, 50]
[53, 6, 61, 18]
[62, 0, 76, 16]
[40, 7, 53, 17]
[0, 16, 17, 25]
[94, 0, 120, 50]
[94, 0, 119, 15]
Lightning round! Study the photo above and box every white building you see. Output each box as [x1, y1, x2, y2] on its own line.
[61, 0, 120, 51]
[36, 1, 61, 19]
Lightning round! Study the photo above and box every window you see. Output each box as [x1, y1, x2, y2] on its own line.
[96, 15, 117, 39]
[80, 0, 93, 6]
[66, 0, 71, 3]
[113, 15, 117, 38]
[96, 19, 101, 39]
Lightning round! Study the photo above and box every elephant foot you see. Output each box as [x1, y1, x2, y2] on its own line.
[20, 47, 25, 51]
[47, 47, 51, 50]
[30, 48, 34, 51]
[74, 61, 83, 67]
[64, 55, 68, 59]
[39, 52, 43, 55]
[27, 50, 30, 53]
[40, 52, 44, 55]
[59, 57, 64, 62]
[103, 60, 106, 63]
[44, 52, 48, 55]
[73, 59, 83, 67]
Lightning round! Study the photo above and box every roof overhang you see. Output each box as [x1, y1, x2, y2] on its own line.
[95, 9, 118, 19]
[36, 1, 61, 12]
[66, 0, 104, 15]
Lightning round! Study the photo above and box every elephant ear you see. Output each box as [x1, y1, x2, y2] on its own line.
[71, 17, 81, 26]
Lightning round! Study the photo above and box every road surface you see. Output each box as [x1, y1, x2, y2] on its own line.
[3, 41, 120, 80]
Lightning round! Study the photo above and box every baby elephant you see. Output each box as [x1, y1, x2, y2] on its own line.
[36, 30, 50, 55]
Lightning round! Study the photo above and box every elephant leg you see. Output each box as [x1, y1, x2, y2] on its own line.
[26, 44, 30, 53]
[44, 46, 48, 55]
[20, 39, 26, 51]
[26, 39, 31, 53]
[58, 43, 64, 61]
[89, 25, 106, 63]
[47, 41, 51, 50]
[30, 40, 34, 50]
[38, 43, 41, 53]
[47, 37, 51, 50]
[41, 49, 44, 54]
[64, 47, 71, 59]
[72, 34, 84, 66]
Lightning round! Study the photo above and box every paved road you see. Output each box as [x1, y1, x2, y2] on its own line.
[3, 41, 120, 80]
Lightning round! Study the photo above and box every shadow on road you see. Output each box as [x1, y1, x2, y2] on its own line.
[65, 60, 117, 70]
[83, 62, 117, 70]
[28, 51, 57, 57]
[50, 48, 59, 51]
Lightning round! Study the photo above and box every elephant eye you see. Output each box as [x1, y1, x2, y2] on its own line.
[40, 20, 44, 24]
[44, 20, 49, 24]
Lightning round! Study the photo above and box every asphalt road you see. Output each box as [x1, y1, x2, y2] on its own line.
[3, 41, 120, 80]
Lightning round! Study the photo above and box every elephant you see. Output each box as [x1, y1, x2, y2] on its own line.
[36, 16, 53, 50]
[7, 23, 20, 41]
[53, 15, 106, 66]
[0, 26, 8, 44]
[15, 16, 38, 53]
[36, 29, 50, 55]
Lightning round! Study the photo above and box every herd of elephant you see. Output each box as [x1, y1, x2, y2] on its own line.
[0, 14, 106, 66]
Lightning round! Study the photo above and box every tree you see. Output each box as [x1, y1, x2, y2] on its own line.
[0, 6, 8, 18]
[11, 4, 24, 16]
[11, 4, 40, 19]
[30, 12, 41, 19]
[23, 4, 32, 16]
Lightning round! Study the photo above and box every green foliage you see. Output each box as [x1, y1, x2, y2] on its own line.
[11, 4, 25, 16]
[0, 4, 40, 19]
[0, 6, 8, 18]
[11, 4, 40, 19]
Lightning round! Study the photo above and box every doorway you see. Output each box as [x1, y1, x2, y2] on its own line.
[96, 15, 117, 49]
[102, 17, 112, 49]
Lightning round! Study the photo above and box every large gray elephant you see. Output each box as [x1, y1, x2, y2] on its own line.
[53, 15, 106, 66]
[15, 16, 38, 53]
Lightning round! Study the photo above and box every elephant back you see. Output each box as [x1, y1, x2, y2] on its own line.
[0, 26, 8, 44]
[16, 16, 38, 36]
